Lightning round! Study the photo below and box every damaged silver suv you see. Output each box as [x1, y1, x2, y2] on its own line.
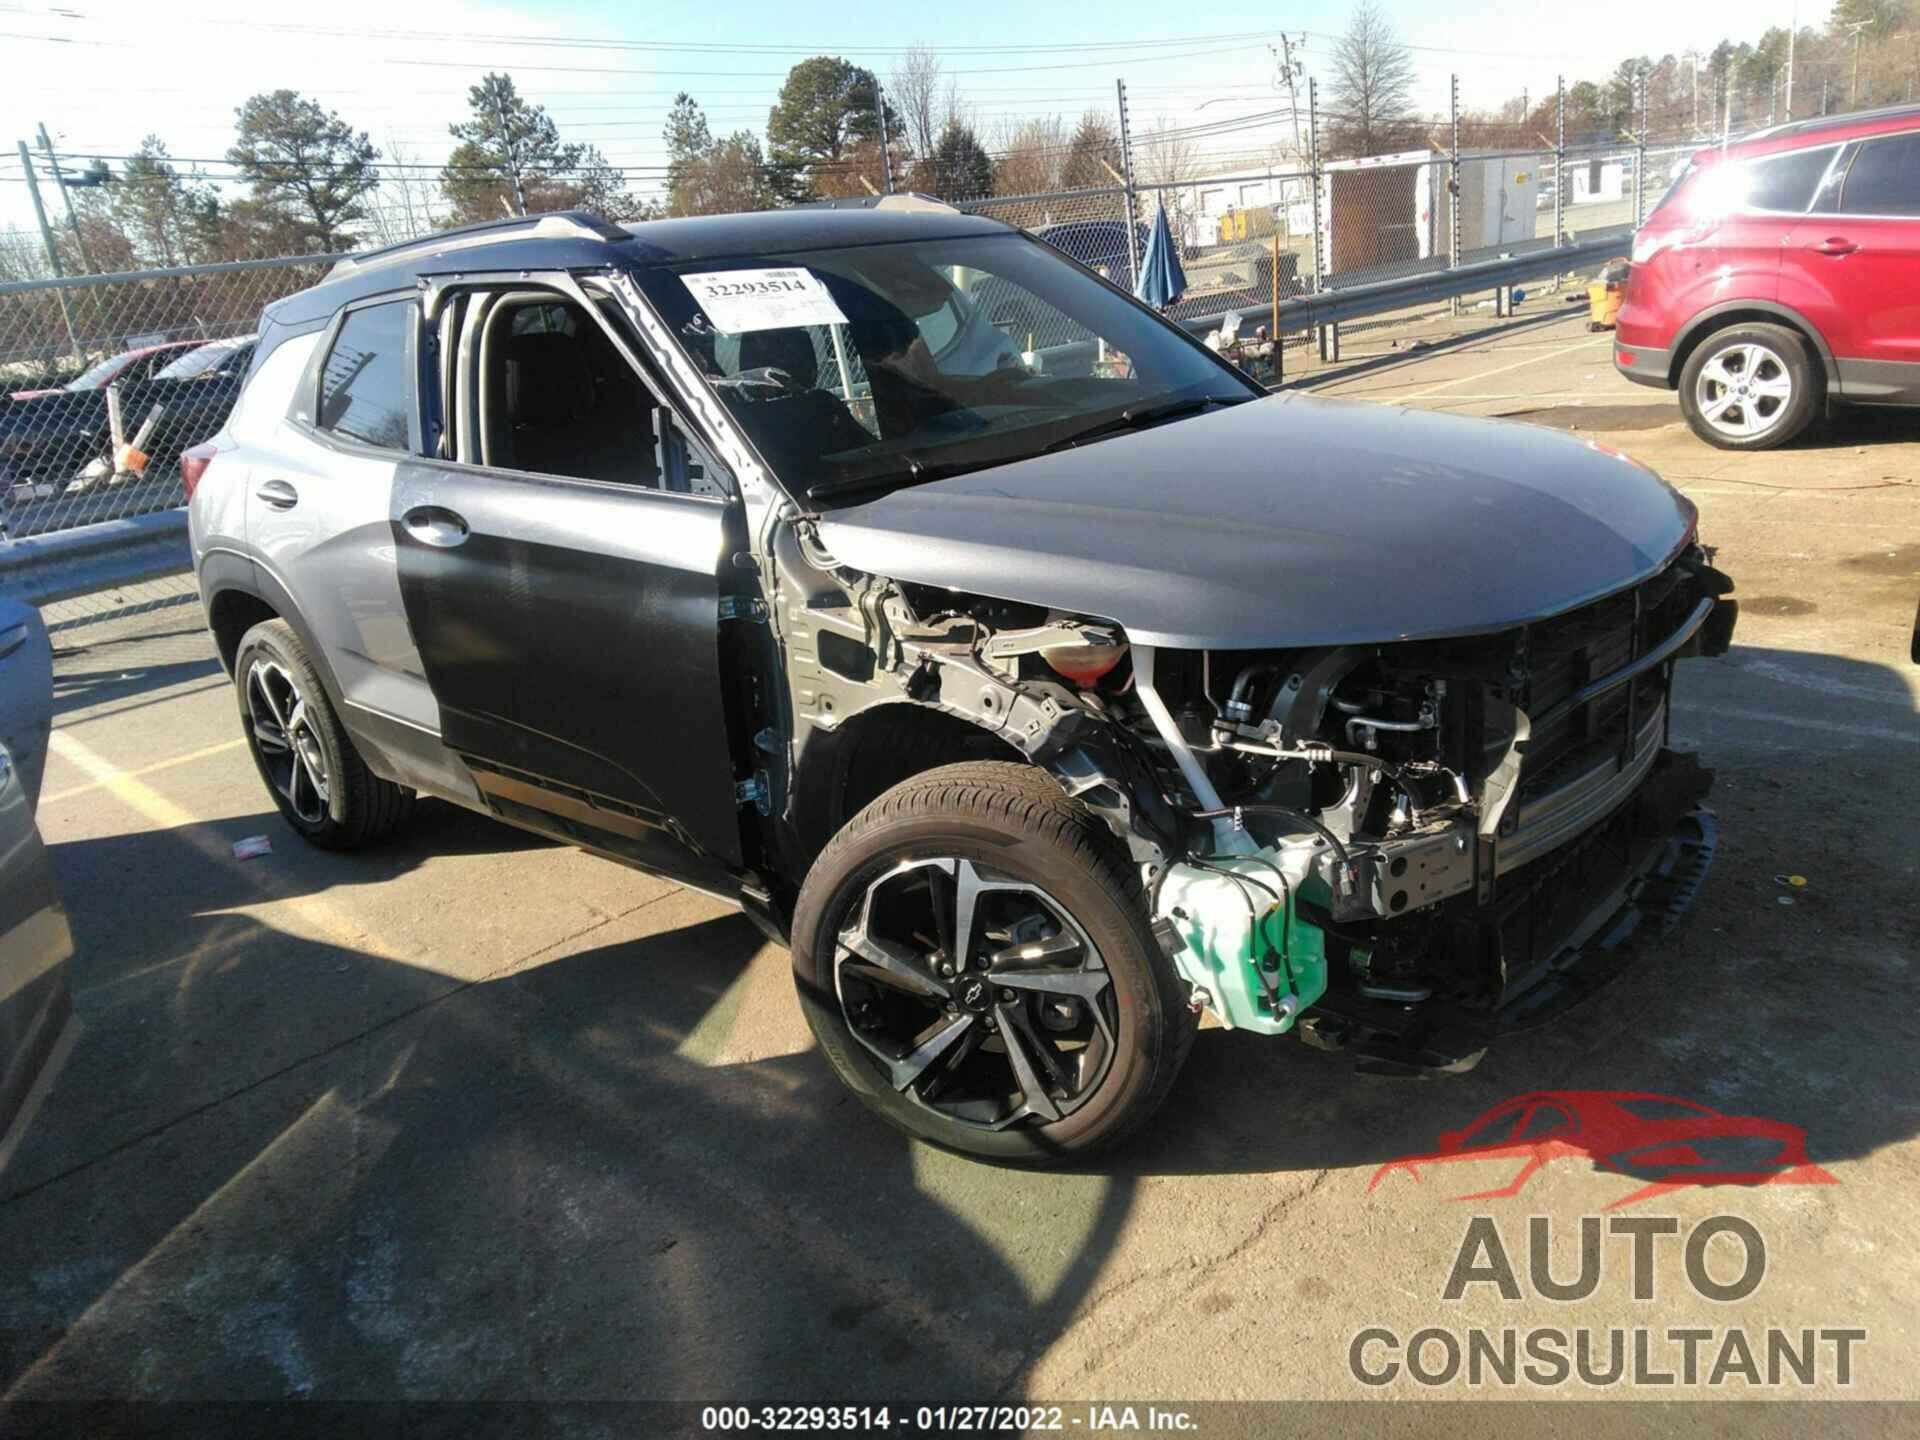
[189, 204, 1737, 1162]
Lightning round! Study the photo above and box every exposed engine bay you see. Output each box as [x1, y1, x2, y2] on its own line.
[764, 519, 1737, 1074]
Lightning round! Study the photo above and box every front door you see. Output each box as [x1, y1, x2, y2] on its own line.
[392, 278, 749, 890]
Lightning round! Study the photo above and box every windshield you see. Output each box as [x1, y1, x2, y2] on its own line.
[155, 336, 253, 381]
[629, 233, 1256, 504]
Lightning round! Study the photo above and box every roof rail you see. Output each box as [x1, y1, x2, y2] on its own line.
[325, 211, 629, 278]
[1747, 101, 1920, 144]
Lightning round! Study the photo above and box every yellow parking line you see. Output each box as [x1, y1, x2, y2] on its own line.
[45, 730, 412, 963]
[39, 737, 248, 807]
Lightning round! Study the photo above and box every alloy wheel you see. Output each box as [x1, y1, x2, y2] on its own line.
[245, 658, 331, 825]
[1694, 343, 1793, 440]
[835, 857, 1117, 1131]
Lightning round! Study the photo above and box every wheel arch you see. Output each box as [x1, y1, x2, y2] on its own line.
[787, 700, 1031, 865]
[199, 553, 346, 708]
[1668, 301, 1838, 392]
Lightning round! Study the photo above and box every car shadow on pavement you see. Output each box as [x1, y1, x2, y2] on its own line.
[1, 819, 1132, 1403]
[48, 634, 226, 722]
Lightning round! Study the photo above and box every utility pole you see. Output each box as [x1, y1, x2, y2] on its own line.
[16, 140, 81, 358]
[36, 122, 97, 277]
[1272, 36, 1305, 155]
[1844, 19, 1870, 108]
[1785, 3, 1797, 117]
[491, 91, 526, 216]
[874, 81, 895, 194]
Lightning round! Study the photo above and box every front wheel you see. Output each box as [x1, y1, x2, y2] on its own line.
[1678, 323, 1819, 450]
[790, 762, 1196, 1164]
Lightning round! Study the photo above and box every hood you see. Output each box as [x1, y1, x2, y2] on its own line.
[813, 392, 1697, 649]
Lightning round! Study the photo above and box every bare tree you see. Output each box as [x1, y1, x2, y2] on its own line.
[890, 43, 966, 159]
[991, 114, 1067, 196]
[1325, 1, 1419, 158]
[366, 138, 444, 245]
[1136, 116, 1199, 189]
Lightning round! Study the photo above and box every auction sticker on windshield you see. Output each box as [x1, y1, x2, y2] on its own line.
[680, 268, 848, 334]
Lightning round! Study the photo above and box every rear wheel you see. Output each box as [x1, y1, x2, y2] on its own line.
[234, 619, 413, 849]
[790, 762, 1196, 1164]
[1678, 323, 1818, 450]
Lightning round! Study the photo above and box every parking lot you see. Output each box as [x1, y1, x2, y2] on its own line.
[3, 301, 1916, 1412]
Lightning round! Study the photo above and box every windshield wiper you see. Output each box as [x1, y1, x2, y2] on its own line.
[806, 454, 986, 505]
[1039, 392, 1255, 454]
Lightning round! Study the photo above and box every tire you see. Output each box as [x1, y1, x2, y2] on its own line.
[1678, 323, 1819, 450]
[233, 618, 414, 849]
[790, 761, 1197, 1164]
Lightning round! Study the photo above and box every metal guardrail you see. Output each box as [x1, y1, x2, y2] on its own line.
[1175, 230, 1630, 340]
[0, 509, 190, 607]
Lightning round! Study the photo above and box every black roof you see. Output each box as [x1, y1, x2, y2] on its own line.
[265, 206, 1009, 328]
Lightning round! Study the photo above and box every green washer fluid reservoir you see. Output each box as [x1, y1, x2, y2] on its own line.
[1156, 852, 1328, 1033]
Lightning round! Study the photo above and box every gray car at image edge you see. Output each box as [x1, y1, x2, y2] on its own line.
[185, 204, 1739, 1163]
[0, 594, 73, 1143]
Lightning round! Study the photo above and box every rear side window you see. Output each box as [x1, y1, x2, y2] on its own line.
[1742, 145, 1839, 212]
[1838, 132, 1920, 216]
[318, 300, 416, 450]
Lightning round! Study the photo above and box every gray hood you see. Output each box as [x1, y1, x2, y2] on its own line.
[813, 392, 1697, 649]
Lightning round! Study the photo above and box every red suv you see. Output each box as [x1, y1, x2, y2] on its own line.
[1615, 103, 1920, 449]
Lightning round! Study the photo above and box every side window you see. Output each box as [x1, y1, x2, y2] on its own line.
[1838, 133, 1920, 216]
[318, 300, 417, 451]
[460, 288, 731, 496]
[1742, 145, 1839, 212]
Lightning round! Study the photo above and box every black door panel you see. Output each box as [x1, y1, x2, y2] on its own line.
[392, 459, 745, 886]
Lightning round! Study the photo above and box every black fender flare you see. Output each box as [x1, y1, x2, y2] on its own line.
[1669, 300, 1840, 391]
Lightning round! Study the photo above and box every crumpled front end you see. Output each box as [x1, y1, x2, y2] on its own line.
[1130, 547, 1738, 1070]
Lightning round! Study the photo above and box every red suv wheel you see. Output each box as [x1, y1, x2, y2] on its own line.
[1677, 323, 1819, 451]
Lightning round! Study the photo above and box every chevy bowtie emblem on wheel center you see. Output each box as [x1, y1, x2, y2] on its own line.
[958, 977, 992, 1013]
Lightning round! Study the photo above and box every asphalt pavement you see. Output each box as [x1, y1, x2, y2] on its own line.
[3, 300, 1916, 1422]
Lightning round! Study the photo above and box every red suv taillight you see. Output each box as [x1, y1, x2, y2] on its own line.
[181, 442, 217, 501]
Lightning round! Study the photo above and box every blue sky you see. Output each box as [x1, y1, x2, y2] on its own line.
[1, 0, 1784, 235]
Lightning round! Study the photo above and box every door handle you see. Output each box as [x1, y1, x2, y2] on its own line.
[255, 479, 299, 510]
[402, 505, 469, 548]
[1810, 237, 1859, 256]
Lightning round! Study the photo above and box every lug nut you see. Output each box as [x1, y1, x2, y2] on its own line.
[938, 962, 954, 977]
[999, 988, 1016, 1003]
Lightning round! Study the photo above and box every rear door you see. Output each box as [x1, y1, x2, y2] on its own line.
[248, 294, 469, 801]
[392, 274, 749, 891]
[1779, 129, 1920, 401]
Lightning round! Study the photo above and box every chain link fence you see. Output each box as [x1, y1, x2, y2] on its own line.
[1, 254, 331, 542]
[3, 80, 1715, 578]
